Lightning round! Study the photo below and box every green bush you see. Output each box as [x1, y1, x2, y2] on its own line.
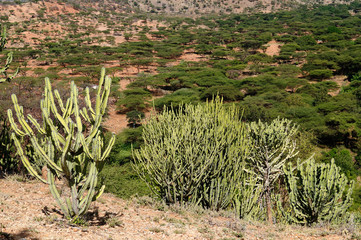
[105, 128, 143, 165]
[319, 148, 358, 179]
[100, 163, 151, 199]
[200, 85, 243, 101]
[308, 69, 333, 80]
[154, 88, 200, 110]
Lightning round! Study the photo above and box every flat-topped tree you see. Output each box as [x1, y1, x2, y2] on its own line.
[8, 68, 115, 221]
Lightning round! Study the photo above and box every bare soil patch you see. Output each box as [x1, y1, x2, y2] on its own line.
[327, 75, 350, 96]
[264, 40, 283, 56]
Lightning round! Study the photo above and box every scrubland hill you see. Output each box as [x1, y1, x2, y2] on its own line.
[0, 0, 355, 15]
[2, 0, 361, 239]
[128, 0, 351, 14]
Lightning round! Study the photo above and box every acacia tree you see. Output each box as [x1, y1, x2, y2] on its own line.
[247, 118, 298, 223]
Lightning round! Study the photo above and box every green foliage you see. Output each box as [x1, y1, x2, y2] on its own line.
[308, 69, 333, 80]
[116, 88, 150, 113]
[100, 163, 151, 199]
[105, 128, 143, 165]
[154, 88, 200, 110]
[295, 35, 317, 49]
[319, 148, 358, 179]
[0, 116, 16, 174]
[200, 85, 243, 101]
[283, 158, 353, 225]
[133, 97, 248, 210]
[8, 68, 115, 220]
[126, 110, 145, 127]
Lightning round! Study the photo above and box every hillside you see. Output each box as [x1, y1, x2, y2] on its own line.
[2, 0, 361, 238]
[0, 0, 355, 15]
[128, 0, 351, 14]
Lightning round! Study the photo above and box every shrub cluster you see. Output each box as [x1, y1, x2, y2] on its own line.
[133, 98, 354, 224]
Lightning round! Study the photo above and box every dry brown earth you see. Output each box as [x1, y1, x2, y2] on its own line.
[0, 178, 357, 240]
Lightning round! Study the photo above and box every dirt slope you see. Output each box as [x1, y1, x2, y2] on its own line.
[0, 178, 355, 240]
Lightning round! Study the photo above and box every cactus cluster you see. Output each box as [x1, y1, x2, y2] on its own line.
[282, 158, 353, 225]
[133, 97, 248, 210]
[8, 68, 115, 220]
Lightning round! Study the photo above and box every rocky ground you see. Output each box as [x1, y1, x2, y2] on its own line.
[0, 177, 358, 240]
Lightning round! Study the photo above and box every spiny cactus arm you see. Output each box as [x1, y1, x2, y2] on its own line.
[87, 116, 102, 142]
[41, 107, 66, 147]
[62, 95, 73, 119]
[71, 185, 80, 216]
[93, 184, 105, 201]
[92, 135, 102, 161]
[10, 94, 35, 136]
[99, 76, 112, 115]
[80, 107, 92, 123]
[78, 133, 93, 159]
[78, 171, 93, 197]
[83, 72, 111, 133]
[45, 78, 71, 134]
[71, 81, 84, 134]
[54, 90, 66, 113]
[27, 114, 46, 135]
[84, 87, 95, 120]
[60, 133, 73, 178]
[11, 133, 48, 183]
[65, 197, 74, 218]
[7, 109, 26, 136]
[48, 170, 71, 219]
[79, 164, 98, 214]
[30, 137, 62, 172]
[95, 68, 106, 116]
[100, 134, 115, 161]
[87, 75, 112, 140]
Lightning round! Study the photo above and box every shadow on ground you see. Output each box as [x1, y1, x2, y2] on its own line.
[0, 229, 40, 240]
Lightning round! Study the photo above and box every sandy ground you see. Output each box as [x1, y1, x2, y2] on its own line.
[0, 177, 355, 240]
[265, 40, 283, 56]
[327, 75, 350, 96]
